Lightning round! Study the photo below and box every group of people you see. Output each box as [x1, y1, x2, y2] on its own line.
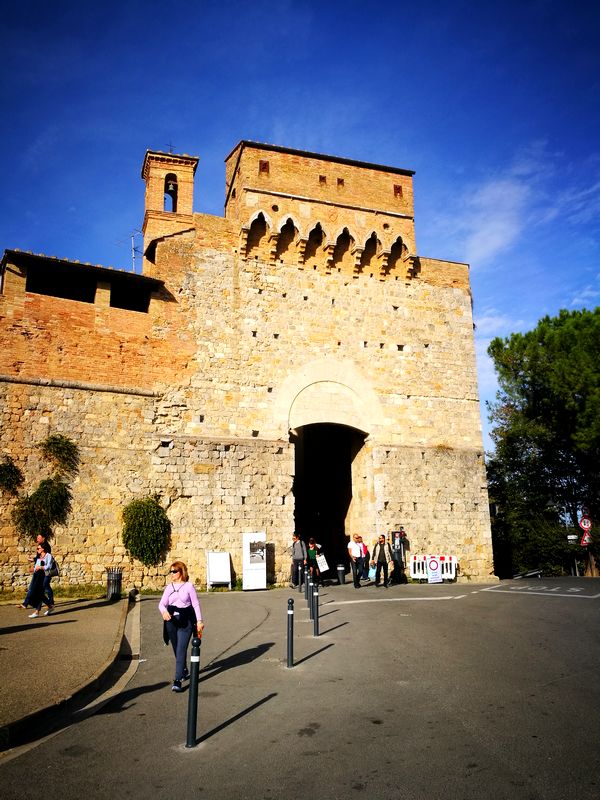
[17, 533, 57, 618]
[290, 531, 401, 589]
[348, 533, 395, 588]
[289, 533, 323, 587]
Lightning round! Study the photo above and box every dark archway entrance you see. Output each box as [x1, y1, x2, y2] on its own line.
[292, 423, 366, 568]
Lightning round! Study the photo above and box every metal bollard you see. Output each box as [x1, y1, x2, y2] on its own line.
[304, 567, 309, 600]
[185, 635, 202, 748]
[287, 598, 294, 668]
[308, 578, 314, 619]
[298, 567, 304, 593]
[313, 585, 319, 637]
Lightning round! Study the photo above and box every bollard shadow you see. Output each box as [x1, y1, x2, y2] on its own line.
[294, 643, 334, 666]
[200, 642, 274, 682]
[319, 608, 338, 619]
[320, 621, 349, 635]
[96, 681, 170, 714]
[195, 692, 278, 745]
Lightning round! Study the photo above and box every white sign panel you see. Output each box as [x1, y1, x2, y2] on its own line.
[243, 531, 267, 590]
[427, 555, 443, 584]
[206, 551, 231, 590]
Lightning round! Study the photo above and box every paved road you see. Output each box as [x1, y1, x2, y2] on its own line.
[1, 579, 600, 800]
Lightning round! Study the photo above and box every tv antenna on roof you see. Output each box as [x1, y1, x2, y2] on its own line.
[165, 141, 175, 154]
[114, 230, 143, 271]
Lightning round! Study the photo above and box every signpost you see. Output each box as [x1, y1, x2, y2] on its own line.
[578, 514, 595, 576]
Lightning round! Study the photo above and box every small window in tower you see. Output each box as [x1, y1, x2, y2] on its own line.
[231, 188, 236, 199]
[393, 184, 403, 198]
[164, 173, 178, 212]
[319, 175, 327, 185]
[337, 177, 344, 187]
[259, 160, 270, 174]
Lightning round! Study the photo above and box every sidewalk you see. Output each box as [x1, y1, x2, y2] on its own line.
[0, 596, 129, 750]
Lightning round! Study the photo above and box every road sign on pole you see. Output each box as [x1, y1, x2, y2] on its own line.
[579, 516, 592, 531]
[581, 531, 592, 546]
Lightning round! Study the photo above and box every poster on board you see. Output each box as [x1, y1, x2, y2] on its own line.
[243, 531, 267, 590]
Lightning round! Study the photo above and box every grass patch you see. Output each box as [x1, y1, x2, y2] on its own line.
[0, 583, 106, 603]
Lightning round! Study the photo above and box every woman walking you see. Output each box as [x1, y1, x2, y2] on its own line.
[28, 543, 55, 618]
[158, 560, 205, 692]
[306, 538, 322, 586]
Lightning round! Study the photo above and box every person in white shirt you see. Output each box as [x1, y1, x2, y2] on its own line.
[347, 534, 364, 589]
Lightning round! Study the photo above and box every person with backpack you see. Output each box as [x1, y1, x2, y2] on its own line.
[27, 542, 55, 618]
[17, 533, 54, 611]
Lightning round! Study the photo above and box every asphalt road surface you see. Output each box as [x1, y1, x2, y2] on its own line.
[2, 578, 599, 800]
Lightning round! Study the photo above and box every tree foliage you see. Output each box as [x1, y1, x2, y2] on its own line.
[9, 434, 79, 541]
[13, 478, 72, 539]
[487, 308, 600, 576]
[122, 495, 172, 567]
[37, 434, 80, 476]
[0, 456, 24, 495]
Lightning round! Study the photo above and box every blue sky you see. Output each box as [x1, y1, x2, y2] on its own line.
[2, 0, 599, 450]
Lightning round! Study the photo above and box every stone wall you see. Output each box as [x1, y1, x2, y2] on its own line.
[0, 381, 294, 592]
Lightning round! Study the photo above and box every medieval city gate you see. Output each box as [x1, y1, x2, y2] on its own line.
[0, 141, 495, 591]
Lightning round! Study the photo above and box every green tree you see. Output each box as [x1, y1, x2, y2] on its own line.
[122, 495, 172, 567]
[487, 308, 600, 576]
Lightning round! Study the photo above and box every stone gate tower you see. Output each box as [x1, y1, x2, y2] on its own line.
[0, 141, 493, 589]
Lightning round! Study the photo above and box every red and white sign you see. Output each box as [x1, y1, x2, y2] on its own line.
[427, 556, 443, 584]
[581, 531, 592, 546]
[579, 516, 593, 531]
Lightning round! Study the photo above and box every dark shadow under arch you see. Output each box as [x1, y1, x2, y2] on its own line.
[292, 423, 367, 568]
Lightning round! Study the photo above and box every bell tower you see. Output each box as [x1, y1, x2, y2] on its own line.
[140, 150, 199, 269]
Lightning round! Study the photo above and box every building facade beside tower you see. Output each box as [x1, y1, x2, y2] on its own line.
[0, 142, 494, 590]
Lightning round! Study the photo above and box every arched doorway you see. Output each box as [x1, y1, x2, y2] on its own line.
[292, 423, 367, 568]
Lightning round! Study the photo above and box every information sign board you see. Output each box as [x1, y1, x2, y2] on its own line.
[242, 531, 267, 590]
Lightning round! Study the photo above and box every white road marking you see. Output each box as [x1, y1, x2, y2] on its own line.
[483, 587, 600, 599]
[330, 596, 459, 605]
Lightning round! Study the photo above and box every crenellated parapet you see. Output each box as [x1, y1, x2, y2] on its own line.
[238, 208, 416, 281]
[225, 140, 421, 280]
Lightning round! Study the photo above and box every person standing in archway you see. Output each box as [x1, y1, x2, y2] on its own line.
[371, 534, 394, 588]
[358, 536, 370, 581]
[348, 534, 363, 589]
[290, 533, 307, 588]
[306, 538, 322, 586]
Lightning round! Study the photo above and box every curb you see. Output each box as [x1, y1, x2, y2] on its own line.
[0, 594, 133, 752]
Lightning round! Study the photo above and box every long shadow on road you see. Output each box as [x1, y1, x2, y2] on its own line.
[195, 692, 277, 745]
[200, 642, 275, 683]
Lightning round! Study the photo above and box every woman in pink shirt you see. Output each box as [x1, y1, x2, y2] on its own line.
[158, 560, 205, 692]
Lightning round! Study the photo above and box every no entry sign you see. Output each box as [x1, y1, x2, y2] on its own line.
[427, 556, 443, 584]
